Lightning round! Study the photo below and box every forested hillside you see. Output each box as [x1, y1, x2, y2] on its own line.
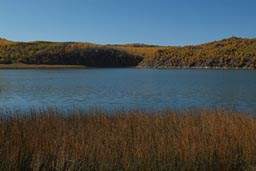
[0, 37, 255, 68]
[0, 39, 142, 67]
[140, 37, 256, 68]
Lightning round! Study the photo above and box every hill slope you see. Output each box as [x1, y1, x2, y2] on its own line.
[0, 40, 142, 67]
[0, 38, 14, 45]
[0, 37, 255, 68]
[139, 37, 256, 68]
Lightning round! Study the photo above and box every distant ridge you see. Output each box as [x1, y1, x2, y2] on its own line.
[1, 36, 255, 47]
[0, 37, 255, 68]
[0, 38, 13, 45]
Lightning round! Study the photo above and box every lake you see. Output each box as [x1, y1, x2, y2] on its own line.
[0, 68, 255, 112]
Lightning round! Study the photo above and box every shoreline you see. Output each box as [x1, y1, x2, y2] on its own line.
[0, 63, 255, 70]
[137, 65, 256, 70]
[0, 64, 88, 69]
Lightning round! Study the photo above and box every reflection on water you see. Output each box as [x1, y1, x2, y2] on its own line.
[0, 74, 7, 95]
[0, 69, 255, 112]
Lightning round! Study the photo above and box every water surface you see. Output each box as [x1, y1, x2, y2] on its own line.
[0, 69, 255, 112]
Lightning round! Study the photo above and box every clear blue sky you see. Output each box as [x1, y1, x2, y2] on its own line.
[0, 0, 255, 46]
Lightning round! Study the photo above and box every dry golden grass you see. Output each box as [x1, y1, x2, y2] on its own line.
[0, 108, 256, 171]
[0, 64, 87, 69]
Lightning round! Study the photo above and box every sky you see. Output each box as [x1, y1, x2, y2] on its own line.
[0, 0, 255, 46]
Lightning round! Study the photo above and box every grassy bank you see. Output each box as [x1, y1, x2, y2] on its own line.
[0, 109, 256, 171]
[0, 64, 88, 69]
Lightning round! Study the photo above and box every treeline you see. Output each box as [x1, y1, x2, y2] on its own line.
[111, 44, 168, 58]
[1, 37, 256, 68]
[0, 40, 142, 67]
[140, 37, 256, 68]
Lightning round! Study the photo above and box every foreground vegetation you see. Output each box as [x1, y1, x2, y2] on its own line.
[1, 37, 256, 68]
[1, 108, 256, 171]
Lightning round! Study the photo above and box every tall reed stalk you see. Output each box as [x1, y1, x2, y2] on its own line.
[0, 108, 255, 171]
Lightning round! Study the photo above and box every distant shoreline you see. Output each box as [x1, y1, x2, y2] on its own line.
[0, 64, 255, 70]
[0, 63, 88, 69]
[138, 65, 256, 70]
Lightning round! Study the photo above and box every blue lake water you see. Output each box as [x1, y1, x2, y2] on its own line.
[0, 69, 255, 112]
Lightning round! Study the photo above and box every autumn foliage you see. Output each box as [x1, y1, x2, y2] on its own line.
[0, 37, 256, 68]
[140, 37, 256, 68]
[0, 39, 142, 67]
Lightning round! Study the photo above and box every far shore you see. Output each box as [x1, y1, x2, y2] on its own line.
[137, 65, 256, 70]
[0, 63, 255, 70]
[0, 63, 88, 69]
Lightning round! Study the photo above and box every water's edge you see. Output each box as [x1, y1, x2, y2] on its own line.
[0, 64, 256, 70]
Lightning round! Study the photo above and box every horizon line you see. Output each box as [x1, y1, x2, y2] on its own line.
[1, 36, 255, 47]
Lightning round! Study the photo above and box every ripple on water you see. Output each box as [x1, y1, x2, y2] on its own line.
[0, 69, 255, 113]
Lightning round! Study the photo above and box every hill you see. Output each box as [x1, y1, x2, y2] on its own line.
[0, 41, 142, 67]
[140, 37, 256, 69]
[0, 38, 14, 45]
[0, 37, 255, 68]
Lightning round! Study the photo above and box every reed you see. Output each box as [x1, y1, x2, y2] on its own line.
[0, 108, 256, 171]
